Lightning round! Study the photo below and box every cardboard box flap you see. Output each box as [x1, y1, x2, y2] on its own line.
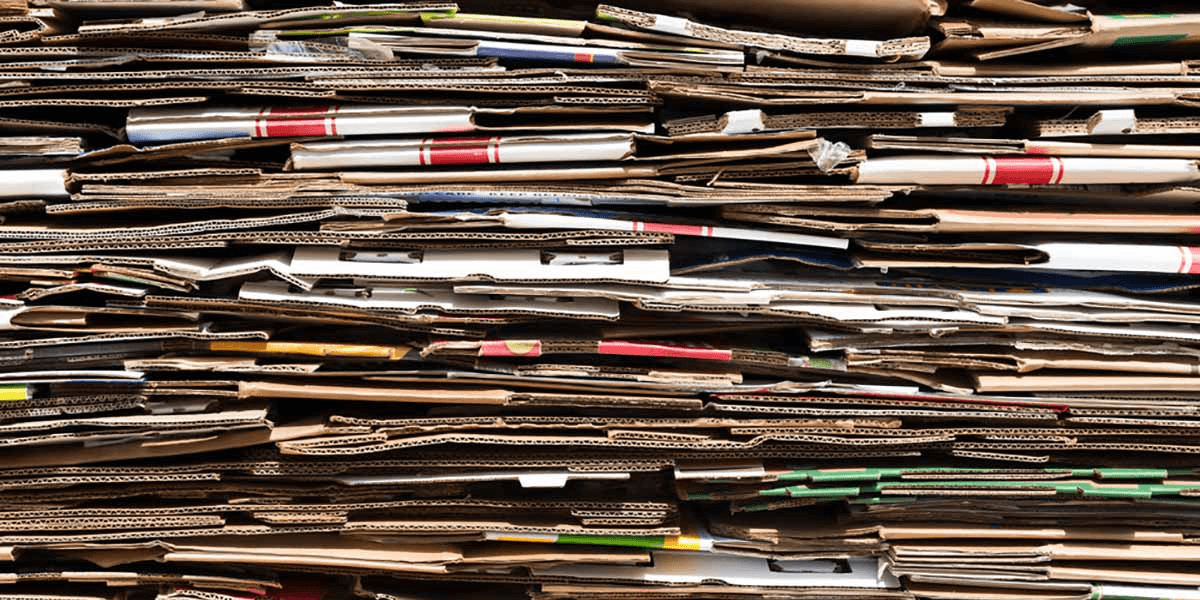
[341, 165, 663, 185]
[35, 1, 248, 12]
[962, 0, 1090, 24]
[855, 155, 1200, 185]
[0, 12, 62, 45]
[956, 13, 1200, 60]
[1023, 140, 1200, 159]
[0, 251, 304, 289]
[595, 5, 930, 61]
[288, 246, 671, 283]
[867, 135, 1026, 155]
[290, 133, 636, 171]
[0, 408, 269, 435]
[862, 242, 1200, 275]
[0, 209, 365, 242]
[615, 0, 932, 38]
[338, 29, 746, 69]
[423, 339, 741, 362]
[1086, 13, 1200, 50]
[532, 553, 899, 588]
[974, 374, 1200, 393]
[423, 11, 588, 37]
[237, 280, 622, 320]
[893, 540, 1200, 562]
[648, 79, 1195, 107]
[934, 20, 1088, 55]
[376, 208, 848, 249]
[731, 205, 1200, 235]
[75, 3, 451, 34]
[668, 108, 1009, 136]
[0, 305, 201, 333]
[1032, 110, 1200, 140]
[127, 104, 476, 144]
[239, 381, 513, 405]
[334, 469, 631, 489]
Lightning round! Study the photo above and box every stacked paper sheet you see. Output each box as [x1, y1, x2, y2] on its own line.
[4, 0, 1200, 599]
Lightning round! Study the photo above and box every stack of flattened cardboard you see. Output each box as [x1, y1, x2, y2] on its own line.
[7, 0, 1200, 598]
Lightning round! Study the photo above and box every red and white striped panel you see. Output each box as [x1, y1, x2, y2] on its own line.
[980, 156, 1066, 185]
[255, 106, 342, 137]
[856, 156, 1200, 185]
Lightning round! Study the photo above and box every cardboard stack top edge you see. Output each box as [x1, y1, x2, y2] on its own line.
[5, 0, 1200, 599]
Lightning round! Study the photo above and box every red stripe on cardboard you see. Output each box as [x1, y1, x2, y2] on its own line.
[1187, 247, 1200, 274]
[990, 157, 1057, 185]
[263, 118, 329, 137]
[255, 107, 268, 137]
[597, 341, 734, 361]
[981, 156, 993, 184]
[427, 143, 492, 165]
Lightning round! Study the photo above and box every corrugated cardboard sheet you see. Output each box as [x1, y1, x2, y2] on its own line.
[0, 1, 1199, 599]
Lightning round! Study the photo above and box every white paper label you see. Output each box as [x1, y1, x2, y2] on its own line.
[917, 112, 957, 128]
[844, 39, 883, 57]
[721, 109, 766, 134]
[1087, 108, 1137, 135]
[517, 473, 571, 488]
[653, 15, 691, 36]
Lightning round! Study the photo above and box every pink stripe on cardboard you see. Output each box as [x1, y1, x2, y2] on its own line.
[636, 222, 709, 236]
[597, 341, 733, 361]
[1182, 247, 1200, 274]
[478, 340, 543, 357]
